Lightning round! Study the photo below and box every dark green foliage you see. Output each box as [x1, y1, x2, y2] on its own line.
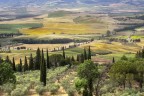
[40, 49, 47, 86]
[12, 57, 16, 71]
[71, 56, 75, 62]
[62, 47, 66, 59]
[88, 46, 91, 60]
[121, 55, 128, 61]
[46, 49, 50, 69]
[83, 87, 89, 96]
[13, 38, 73, 44]
[0, 62, 16, 85]
[112, 57, 115, 63]
[84, 48, 87, 60]
[17, 58, 22, 72]
[35, 48, 41, 70]
[49, 54, 63, 67]
[109, 58, 144, 90]
[29, 54, 34, 70]
[135, 49, 144, 58]
[60, 59, 67, 66]
[142, 49, 144, 58]
[24, 56, 28, 72]
[80, 54, 84, 63]
[0, 57, 3, 64]
[5, 55, 11, 64]
[77, 60, 99, 95]
[77, 55, 80, 62]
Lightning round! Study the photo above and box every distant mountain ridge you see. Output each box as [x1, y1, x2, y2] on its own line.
[0, 0, 144, 13]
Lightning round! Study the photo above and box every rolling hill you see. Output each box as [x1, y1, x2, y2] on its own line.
[0, 0, 144, 13]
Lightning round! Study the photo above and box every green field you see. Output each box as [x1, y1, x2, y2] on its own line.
[0, 23, 43, 34]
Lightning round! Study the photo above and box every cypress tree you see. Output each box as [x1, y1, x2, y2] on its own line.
[142, 49, 144, 58]
[46, 49, 50, 69]
[12, 57, 16, 71]
[88, 46, 91, 60]
[138, 51, 142, 58]
[80, 54, 84, 63]
[88, 78, 93, 96]
[112, 57, 115, 63]
[40, 49, 47, 86]
[43, 58, 47, 86]
[18, 58, 22, 72]
[77, 55, 79, 62]
[62, 47, 66, 59]
[5, 55, 11, 64]
[71, 56, 75, 62]
[35, 48, 41, 70]
[29, 54, 34, 70]
[135, 51, 139, 58]
[24, 56, 28, 72]
[84, 48, 87, 60]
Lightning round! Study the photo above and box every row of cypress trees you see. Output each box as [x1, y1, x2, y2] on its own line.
[77, 46, 91, 63]
[136, 48, 144, 58]
[5, 46, 92, 86]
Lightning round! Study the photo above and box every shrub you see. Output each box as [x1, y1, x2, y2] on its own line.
[0, 62, 16, 85]
[35, 84, 46, 95]
[2, 83, 15, 95]
[67, 87, 76, 96]
[11, 84, 29, 96]
[46, 84, 60, 95]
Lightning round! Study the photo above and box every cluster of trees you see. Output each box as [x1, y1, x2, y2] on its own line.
[76, 46, 92, 63]
[109, 38, 141, 43]
[128, 15, 144, 20]
[12, 38, 74, 44]
[12, 38, 93, 44]
[5, 48, 71, 86]
[2, 46, 92, 86]
[109, 55, 144, 90]
[0, 58, 16, 85]
[76, 60, 99, 96]
[0, 33, 22, 38]
[136, 49, 144, 58]
[0, 45, 93, 91]
[114, 23, 144, 32]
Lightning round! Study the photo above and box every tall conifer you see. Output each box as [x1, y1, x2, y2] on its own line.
[62, 47, 66, 59]
[46, 49, 50, 69]
[40, 49, 47, 86]
[12, 57, 16, 71]
[35, 48, 41, 70]
[24, 56, 28, 72]
[88, 46, 91, 60]
[84, 48, 87, 60]
[29, 54, 34, 70]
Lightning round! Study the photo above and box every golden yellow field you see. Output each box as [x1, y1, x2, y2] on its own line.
[20, 23, 107, 35]
[79, 40, 142, 53]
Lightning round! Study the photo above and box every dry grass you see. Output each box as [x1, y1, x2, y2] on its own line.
[10, 43, 74, 50]
[79, 40, 141, 53]
[20, 22, 107, 35]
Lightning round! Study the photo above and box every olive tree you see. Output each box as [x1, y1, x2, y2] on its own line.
[77, 60, 99, 96]
[0, 62, 16, 85]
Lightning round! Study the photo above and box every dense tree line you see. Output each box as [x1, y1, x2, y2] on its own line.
[109, 38, 141, 43]
[109, 55, 144, 90]
[77, 46, 92, 63]
[12, 38, 92, 44]
[0, 33, 22, 38]
[12, 38, 74, 44]
[114, 23, 144, 32]
[128, 15, 144, 20]
[136, 49, 144, 58]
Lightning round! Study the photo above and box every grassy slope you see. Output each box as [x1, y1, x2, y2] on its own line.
[0, 23, 43, 34]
